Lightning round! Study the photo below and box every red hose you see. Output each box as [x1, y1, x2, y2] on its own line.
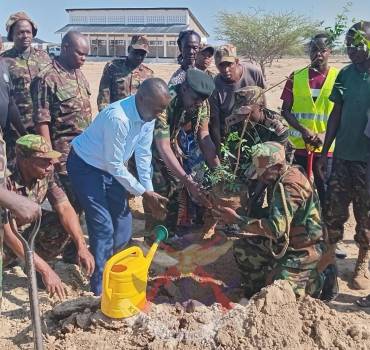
[307, 150, 314, 179]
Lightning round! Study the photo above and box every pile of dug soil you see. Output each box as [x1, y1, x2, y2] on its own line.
[45, 280, 370, 350]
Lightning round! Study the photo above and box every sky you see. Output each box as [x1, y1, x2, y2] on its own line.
[0, 0, 369, 44]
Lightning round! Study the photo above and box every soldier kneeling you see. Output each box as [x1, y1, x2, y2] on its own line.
[213, 141, 326, 298]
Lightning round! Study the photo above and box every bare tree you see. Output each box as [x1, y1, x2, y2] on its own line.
[216, 10, 320, 76]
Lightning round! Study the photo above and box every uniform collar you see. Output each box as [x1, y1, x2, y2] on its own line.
[8, 161, 39, 193]
[11, 46, 34, 60]
[53, 58, 77, 79]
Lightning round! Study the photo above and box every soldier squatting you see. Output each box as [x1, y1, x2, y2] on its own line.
[1, 11, 370, 310]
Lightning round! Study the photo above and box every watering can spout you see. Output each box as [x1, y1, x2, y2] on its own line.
[146, 225, 169, 265]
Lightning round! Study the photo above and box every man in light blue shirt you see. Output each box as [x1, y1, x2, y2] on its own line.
[67, 78, 171, 295]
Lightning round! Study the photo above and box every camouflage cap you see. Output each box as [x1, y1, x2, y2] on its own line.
[6, 12, 38, 41]
[233, 86, 265, 112]
[199, 43, 215, 55]
[16, 134, 61, 159]
[130, 35, 149, 53]
[214, 44, 237, 66]
[186, 68, 215, 98]
[251, 141, 286, 177]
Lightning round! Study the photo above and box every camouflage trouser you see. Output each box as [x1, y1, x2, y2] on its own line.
[233, 236, 324, 298]
[324, 158, 370, 248]
[3, 210, 70, 267]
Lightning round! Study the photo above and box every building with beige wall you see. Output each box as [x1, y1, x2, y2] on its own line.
[55, 7, 209, 58]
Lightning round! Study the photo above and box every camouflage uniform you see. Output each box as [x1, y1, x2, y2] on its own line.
[233, 142, 324, 297]
[227, 86, 289, 149]
[97, 57, 153, 111]
[31, 59, 92, 211]
[1, 47, 51, 159]
[149, 83, 210, 234]
[226, 87, 291, 211]
[3, 135, 69, 266]
[323, 159, 370, 247]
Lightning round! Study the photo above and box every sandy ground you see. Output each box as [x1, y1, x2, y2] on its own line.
[2, 57, 370, 350]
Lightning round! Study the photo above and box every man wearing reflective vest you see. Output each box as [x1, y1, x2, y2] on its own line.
[281, 33, 338, 205]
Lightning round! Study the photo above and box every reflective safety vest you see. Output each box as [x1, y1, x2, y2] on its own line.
[289, 67, 339, 152]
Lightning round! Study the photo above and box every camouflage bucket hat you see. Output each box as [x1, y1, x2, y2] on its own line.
[16, 134, 61, 159]
[6, 12, 38, 41]
[232, 86, 264, 113]
[130, 35, 149, 53]
[251, 141, 286, 177]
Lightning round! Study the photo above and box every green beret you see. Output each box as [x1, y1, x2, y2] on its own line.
[186, 68, 215, 97]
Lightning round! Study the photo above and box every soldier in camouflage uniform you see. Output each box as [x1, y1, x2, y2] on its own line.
[147, 31, 219, 233]
[226, 86, 289, 151]
[2, 134, 94, 299]
[147, 69, 219, 236]
[0, 131, 40, 308]
[0, 56, 41, 307]
[222, 86, 291, 215]
[31, 31, 91, 212]
[318, 22, 370, 293]
[1, 12, 51, 160]
[213, 142, 325, 297]
[97, 35, 153, 111]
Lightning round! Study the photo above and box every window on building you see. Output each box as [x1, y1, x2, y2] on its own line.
[107, 16, 125, 24]
[109, 40, 125, 45]
[167, 15, 186, 24]
[91, 39, 106, 46]
[167, 41, 177, 46]
[146, 15, 165, 24]
[127, 16, 145, 24]
[149, 40, 164, 46]
[89, 16, 106, 24]
[71, 15, 88, 24]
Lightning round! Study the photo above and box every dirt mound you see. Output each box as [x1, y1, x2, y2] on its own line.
[44, 280, 370, 350]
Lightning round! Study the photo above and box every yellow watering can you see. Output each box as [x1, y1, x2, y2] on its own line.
[101, 225, 168, 319]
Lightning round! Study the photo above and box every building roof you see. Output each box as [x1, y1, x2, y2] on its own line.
[62, 7, 209, 37]
[55, 24, 192, 36]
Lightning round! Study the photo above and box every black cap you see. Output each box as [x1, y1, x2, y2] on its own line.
[186, 68, 215, 97]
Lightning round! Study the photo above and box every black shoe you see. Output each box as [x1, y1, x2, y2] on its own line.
[320, 264, 339, 302]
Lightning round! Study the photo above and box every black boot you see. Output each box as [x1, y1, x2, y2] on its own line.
[320, 264, 339, 302]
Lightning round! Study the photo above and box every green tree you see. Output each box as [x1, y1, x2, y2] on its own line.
[216, 10, 320, 76]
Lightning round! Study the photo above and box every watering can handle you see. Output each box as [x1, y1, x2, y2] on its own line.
[103, 246, 143, 296]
